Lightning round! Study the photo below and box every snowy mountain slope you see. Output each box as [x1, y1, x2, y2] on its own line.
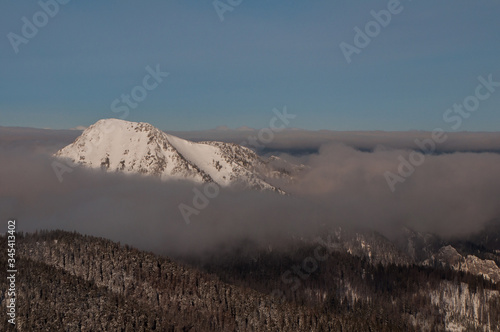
[55, 119, 289, 192]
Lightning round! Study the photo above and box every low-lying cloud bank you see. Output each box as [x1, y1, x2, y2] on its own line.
[172, 129, 500, 155]
[1, 127, 499, 255]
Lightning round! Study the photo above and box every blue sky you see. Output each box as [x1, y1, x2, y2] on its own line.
[1, 1, 499, 131]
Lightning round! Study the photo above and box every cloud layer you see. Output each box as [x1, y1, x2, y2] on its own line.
[1, 127, 499, 256]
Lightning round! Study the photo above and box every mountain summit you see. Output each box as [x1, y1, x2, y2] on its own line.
[55, 119, 293, 192]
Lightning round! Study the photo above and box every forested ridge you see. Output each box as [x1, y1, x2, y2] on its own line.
[1, 231, 499, 331]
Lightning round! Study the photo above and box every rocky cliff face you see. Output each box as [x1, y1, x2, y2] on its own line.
[424, 245, 500, 283]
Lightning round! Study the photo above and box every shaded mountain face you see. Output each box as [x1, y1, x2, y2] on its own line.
[55, 119, 297, 192]
[319, 226, 500, 284]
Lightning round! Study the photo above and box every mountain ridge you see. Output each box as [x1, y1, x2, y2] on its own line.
[55, 118, 294, 193]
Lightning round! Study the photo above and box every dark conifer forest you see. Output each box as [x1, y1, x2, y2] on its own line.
[1, 230, 499, 331]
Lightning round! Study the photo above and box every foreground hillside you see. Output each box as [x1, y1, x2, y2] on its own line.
[1, 231, 499, 331]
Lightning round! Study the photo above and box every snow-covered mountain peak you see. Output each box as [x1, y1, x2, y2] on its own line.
[55, 119, 293, 192]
